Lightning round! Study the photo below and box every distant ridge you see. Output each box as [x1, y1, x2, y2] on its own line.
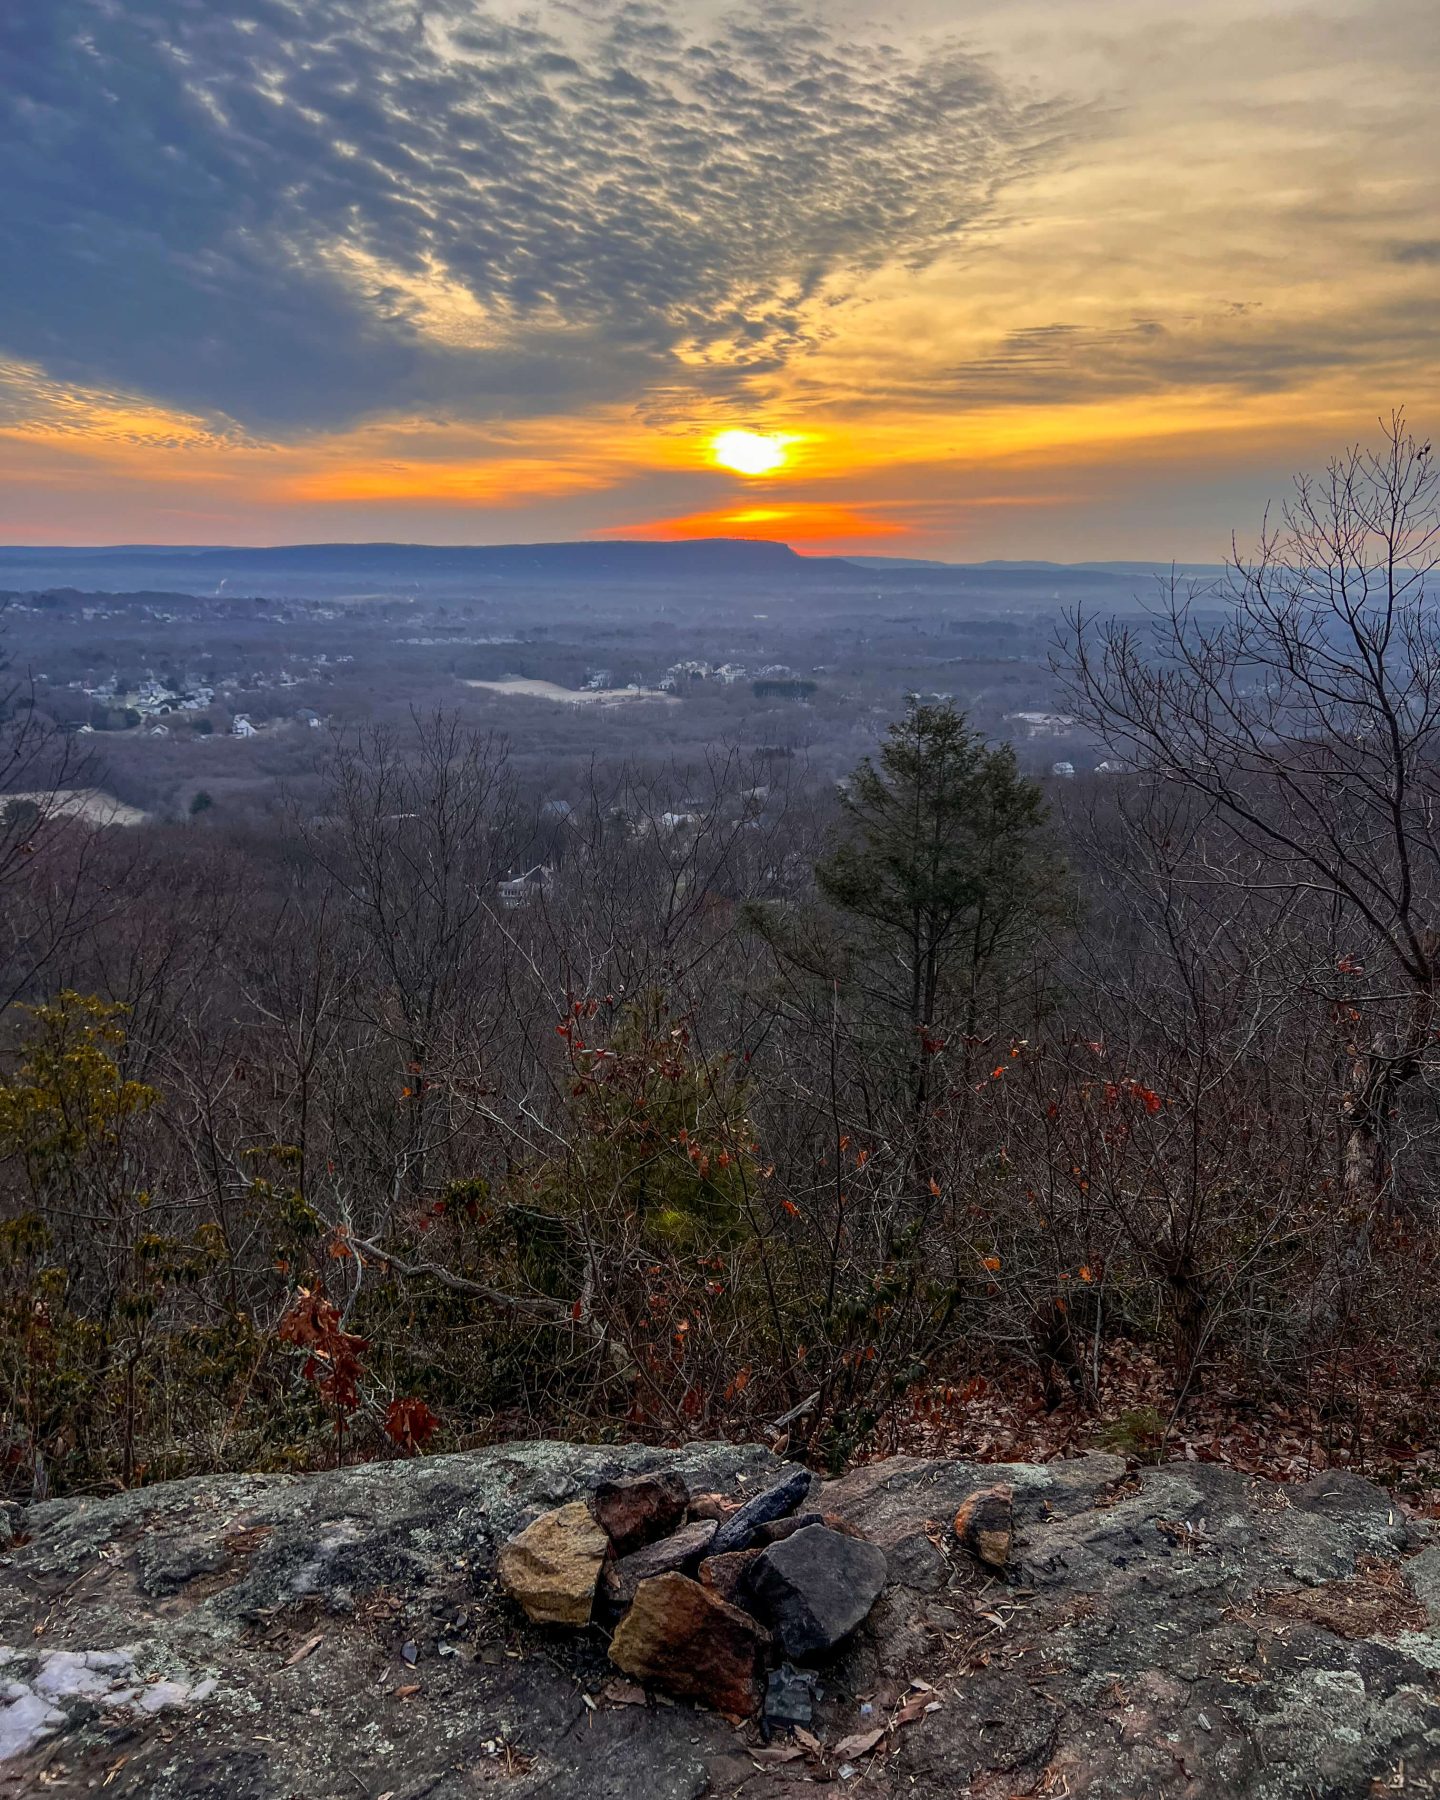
[0, 539, 1218, 609]
[0, 537, 866, 584]
[850, 554, 1228, 577]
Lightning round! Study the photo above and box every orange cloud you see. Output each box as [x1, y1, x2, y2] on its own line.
[284, 457, 617, 506]
[603, 502, 908, 546]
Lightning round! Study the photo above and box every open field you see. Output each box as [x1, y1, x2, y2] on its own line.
[2, 788, 148, 827]
[463, 677, 679, 706]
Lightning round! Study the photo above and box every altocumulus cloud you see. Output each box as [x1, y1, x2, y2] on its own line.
[0, 0, 1058, 436]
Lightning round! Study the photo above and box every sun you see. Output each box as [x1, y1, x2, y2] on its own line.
[711, 429, 787, 477]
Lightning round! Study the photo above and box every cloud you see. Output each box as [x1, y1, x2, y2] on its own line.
[926, 287, 1440, 411]
[0, 1, 1059, 434]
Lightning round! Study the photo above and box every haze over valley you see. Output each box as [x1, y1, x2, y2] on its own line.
[1, 540, 1190, 824]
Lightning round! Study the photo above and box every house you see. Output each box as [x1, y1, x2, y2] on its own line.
[1051, 760, 1076, 779]
[497, 865, 554, 909]
[231, 714, 258, 739]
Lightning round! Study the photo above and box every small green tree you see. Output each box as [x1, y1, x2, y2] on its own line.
[823, 697, 1058, 1010]
[785, 697, 1068, 1115]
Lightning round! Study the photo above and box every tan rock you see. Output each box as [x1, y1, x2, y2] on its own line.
[608, 1572, 766, 1715]
[953, 1482, 1014, 1570]
[498, 1501, 608, 1625]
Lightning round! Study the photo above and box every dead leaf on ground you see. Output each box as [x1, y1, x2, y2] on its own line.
[752, 1745, 805, 1765]
[392, 1682, 421, 1699]
[895, 1692, 944, 1726]
[283, 1633, 324, 1668]
[794, 1726, 824, 1758]
[835, 1727, 885, 1759]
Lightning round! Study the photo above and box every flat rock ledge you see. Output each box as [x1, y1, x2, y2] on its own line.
[3, 1441, 1440, 1798]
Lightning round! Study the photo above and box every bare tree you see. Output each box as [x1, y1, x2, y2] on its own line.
[298, 713, 518, 1217]
[1065, 413, 1440, 1206]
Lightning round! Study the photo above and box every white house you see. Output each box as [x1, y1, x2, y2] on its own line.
[497, 865, 554, 909]
[1005, 710, 1077, 739]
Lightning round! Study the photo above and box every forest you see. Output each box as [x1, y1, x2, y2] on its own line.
[3, 424, 1439, 1513]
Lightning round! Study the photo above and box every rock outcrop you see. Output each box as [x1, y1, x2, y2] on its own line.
[3, 1440, 1440, 1797]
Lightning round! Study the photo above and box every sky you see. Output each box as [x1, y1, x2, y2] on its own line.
[1, 0, 1436, 560]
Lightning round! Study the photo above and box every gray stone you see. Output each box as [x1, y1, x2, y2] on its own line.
[709, 1468, 813, 1556]
[747, 1524, 888, 1659]
[1406, 1544, 1440, 1624]
[763, 1662, 817, 1729]
[601, 1518, 718, 1605]
[748, 1510, 825, 1547]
